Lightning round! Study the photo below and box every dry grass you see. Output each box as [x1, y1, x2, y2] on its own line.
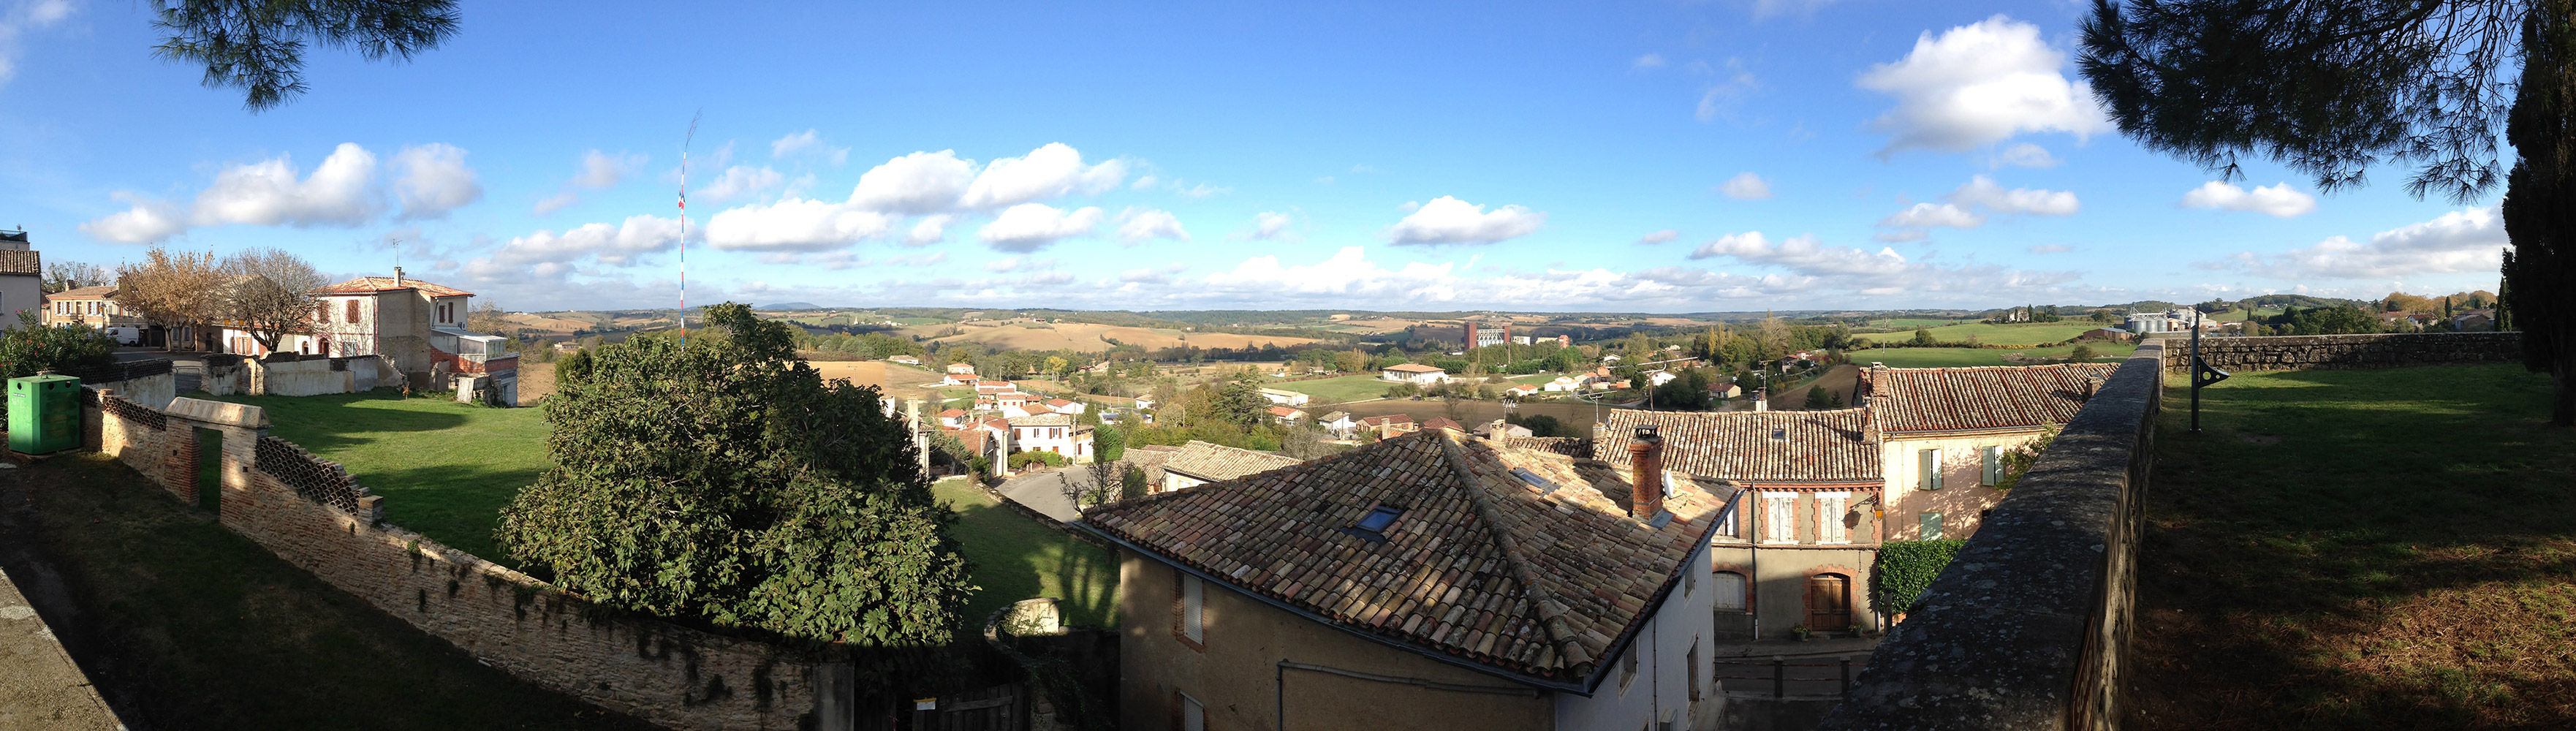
[2129, 365, 2576, 730]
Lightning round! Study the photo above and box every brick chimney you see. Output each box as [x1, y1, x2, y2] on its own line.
[1629, 425, 1665, 520]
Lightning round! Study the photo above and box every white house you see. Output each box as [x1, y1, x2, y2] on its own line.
[1004, 413, 1091, 460]
[943, 363, 978, 385]
[1506, 383, 1541, 398]
[1542, 375, 1583, 393]
[1316, 411, 1357, 437]
[889, 355, 923, 366]
[1257, 387, 1311, 406]
[1379, 363, 1449, 384]
[1045, 398, 1086, 415]
[1267, 405, 1308, 424]
[1645, 370, 1680, 387]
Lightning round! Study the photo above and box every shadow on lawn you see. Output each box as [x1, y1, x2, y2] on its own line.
[2130, 366, 2576, 730]
[946, 499, 1118, 632]
[354, 461, 551, 567]
[208, 390, 474, 454]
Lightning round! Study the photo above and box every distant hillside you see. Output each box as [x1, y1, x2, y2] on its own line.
[760, 301, 821, 310]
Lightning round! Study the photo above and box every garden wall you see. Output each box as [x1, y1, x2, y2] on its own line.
[1822, 343, 2166, 730]
[80, 389, 841, 730]
[61, 358, 176, 411]
[2151, 331, 2520, 373]
[246, 354, 392, 396]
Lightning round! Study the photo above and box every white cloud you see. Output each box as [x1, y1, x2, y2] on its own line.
[1990, 143, 2061, 168]
[959, 143, 1126, 209]
[1115, 208, 1190, 245]
[1694, 58, 1759, 122]
[697, 165, 787, 202]
[985, 256, 1052, 273]
[572, 150, 645, 189]
[2202, 207, 2508, 279]
[1689, 230, 2079, 295]
[1121, 263, 1189, 284]
[533, 192, 580, 215]
[1877, 203, 1985, 230]
[848, 150, 977, 214]
[1385, 196, 1547, 246]
[1856, 15, 2112, 156]
[78, 192, 187, 243]
[978, 203, 1104, 252]
[190, 143, 381, 227]
[390, 143, 482, 219]
[2179, 181, 2317, 218]
[704, 197, 895, 252]
[1632, 53, 1666, 69]
[905, 214, 953, 246]
[490, 215, 690, 266]
[1130, 175, 1158, 190]
[1947, 175, 2079, 216]
[1174, 181, 1230, 198]
[1245, 211, 1296, 241]
[2028, 244, 2072, 254]
[770, 129, 849, 164]
[1637, 230, 1681, 245]
[0, 0, 72, 86]
[1719, 172, 1772, 200]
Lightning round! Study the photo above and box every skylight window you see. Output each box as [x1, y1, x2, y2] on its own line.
[1510, 467, 1558, 493]
[1356, 505, 1404, 532]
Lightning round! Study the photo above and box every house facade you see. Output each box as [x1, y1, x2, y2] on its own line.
[1379, 363, 1449, 384]
[1083, 430, 1733, 731]
[1004, 413, 1090, 459]
[1257, 387, 1311, 406]
[1858, 362, 2115, 542]
[0, 230, 39, 323]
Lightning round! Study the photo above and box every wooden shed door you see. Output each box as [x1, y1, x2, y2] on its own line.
[1807, 574, 1851, 630]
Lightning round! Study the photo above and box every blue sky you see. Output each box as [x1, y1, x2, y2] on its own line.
[1, 0, 2514, 312]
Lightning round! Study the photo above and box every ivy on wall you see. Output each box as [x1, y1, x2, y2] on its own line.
[1874, 539, 1966, 616]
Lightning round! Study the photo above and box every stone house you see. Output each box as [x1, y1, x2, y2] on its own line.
[1602, 409, 1884, 640]
[1857, 362, 2115, 542]
[302, 272, 518, 395]
[1156, 440, 1300, 493]
[1080, 428, 1735, 731]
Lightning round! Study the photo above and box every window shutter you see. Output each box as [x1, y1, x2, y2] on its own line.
[1713, 572, 1747, 612]
[1982, 446, 2001, 485]
[1181, 574, 1204, 643]
[1920, 449, 1942, 491]
[1922, 512, 1944, 540]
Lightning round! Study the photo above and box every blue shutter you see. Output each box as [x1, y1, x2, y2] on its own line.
[1922, 512, 1944, 540]
[1981, 446, 2001, 485]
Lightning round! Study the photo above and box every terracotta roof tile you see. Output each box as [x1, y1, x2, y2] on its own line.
[48, 285, 115, 300]
[0, 249, 38, 275]
[1160, 440, 1302, 482]
[1862, 363, 2116, 433]
[1600, 409, 1880, 483]
[313, 276, 474, 298]
[1083, 431, 1734, 686]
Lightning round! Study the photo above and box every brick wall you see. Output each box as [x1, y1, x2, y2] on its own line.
[83, 391, 835, 730]
[2151, 331, 2521, 373]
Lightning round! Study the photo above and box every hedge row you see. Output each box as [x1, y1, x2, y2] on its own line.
[1872, 539, 1966, 615]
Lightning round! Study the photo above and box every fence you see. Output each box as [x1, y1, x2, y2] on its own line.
[1713, 655, 1870, 700]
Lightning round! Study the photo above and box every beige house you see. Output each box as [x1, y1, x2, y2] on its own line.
[1082, 428, 1736, 731]
[1857, 362, 2116, 542]
[1602, 409, 1884, 640]
[304, 271, 518, 394]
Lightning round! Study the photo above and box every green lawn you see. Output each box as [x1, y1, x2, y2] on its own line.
[0, 453, 651, 729]
[2131, 366, 2576, 730]
[210, 391, 549, 564]
[931, 478, 1118, 630]
[1849, 344, 2137, 368]
[1278, 374, 1406, 404]
[1852, 322, 2107, 346]
[1860, 317, 1971, 328]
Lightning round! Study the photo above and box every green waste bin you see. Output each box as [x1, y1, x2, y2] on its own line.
[8, 374, 82, 455]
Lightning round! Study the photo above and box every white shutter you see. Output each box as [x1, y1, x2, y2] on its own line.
[1182, 574, 1204, 643]
[1713, 572, 1748, 612]
[1181, 693, 1205, 731]
[1817, 492, 1849, 543]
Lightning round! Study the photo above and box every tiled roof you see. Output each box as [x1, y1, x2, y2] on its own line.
[939, 409, 967, 417]
[1160, 440, 1303, 482]
[955, 428, 991, 455]
[314, 276, 474, 298]
[1862, 363, 2118, 433]
[1496, 436, 1592, 458]
[1048, 398, 1074, 406]
[1319, 411, 1352, 423]
[1383, 363, 1445, 373]
[48, 285, 115, 300]
[0, 249, 37, 275]
[1266, 406, 1303, 417]
[1359, 414, 1414, 427]
[1422, 417, 1464, 432]
[1600, 408, 1881, 483]
[1083, 431, 1735, 687]
[1007, 413, 1073, 427]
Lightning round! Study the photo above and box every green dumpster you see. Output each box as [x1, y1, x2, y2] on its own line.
[8, 374, 81, 455]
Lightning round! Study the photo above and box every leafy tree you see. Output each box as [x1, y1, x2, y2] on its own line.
[1652, 368, 1715, 410]
[151, 0, 463, 112]
[2082, 0, 2576, 423]
[1910, 327, 1936, 347]
[497, 303, 969, 668]
[0, 313, 118, 378]
[1092, 423, 1125, 462]
[1213, 369, 1269, 428]
[2069, 344, 2100, 362]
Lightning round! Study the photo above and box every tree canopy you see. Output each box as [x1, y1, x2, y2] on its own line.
[498, 302, 970, 664]
[150, 0, 462, 112]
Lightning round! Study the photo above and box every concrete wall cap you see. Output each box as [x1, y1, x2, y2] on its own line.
[163, 397, 269, 428]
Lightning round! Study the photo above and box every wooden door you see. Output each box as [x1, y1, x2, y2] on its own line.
[1807, 574, 1851, 630]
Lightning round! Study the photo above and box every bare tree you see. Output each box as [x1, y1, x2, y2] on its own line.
[218, 247, 325, 353]
[43, 261, 114, 294]
[115, 246, 223, 352]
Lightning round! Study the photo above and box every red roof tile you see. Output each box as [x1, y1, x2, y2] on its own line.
[313, 276, 474, 298]
[1601, 409, 1880, 483]
[1861, 363, 2116, 433]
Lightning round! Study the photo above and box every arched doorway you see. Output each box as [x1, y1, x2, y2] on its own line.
[1806, 573, 1851, 631]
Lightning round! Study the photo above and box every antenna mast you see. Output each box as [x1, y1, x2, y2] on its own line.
[679, 110, 700, 346]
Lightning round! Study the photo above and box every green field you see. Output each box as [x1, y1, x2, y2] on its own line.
[1860, 317, 1972, 328]
[1849, 344, 2137, 368]
[1276, 374, 1406, 403]
[213, 391, 550, 564]
[931, 479, 1118, 629]
[2132, 365, 2576, 730]
[1852, 322, 2105, 346]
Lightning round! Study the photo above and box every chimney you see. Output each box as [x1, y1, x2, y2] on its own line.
[1628, 425, 1665, 520]
[394, 266, 406, 287]
[1754, 390, 1769, 412]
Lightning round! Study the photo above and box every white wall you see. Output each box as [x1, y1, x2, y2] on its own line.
[1553, 541, 1716, 731]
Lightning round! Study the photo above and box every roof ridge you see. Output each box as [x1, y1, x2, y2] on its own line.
[1428, 432, 1595, 671]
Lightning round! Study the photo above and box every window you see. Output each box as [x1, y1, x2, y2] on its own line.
[345, 300, 360, 324]
[1178, 692, 1205, 731]
[1712, 572, 1748, 612]
[1620, 638, 1640, 692]
[1980, 445, 2003, 485]
[1762, 492, 1797, 543]
[1178, 571, 1205, 643]
[1918, 448, 1944, 491]
[1684, 559, 1697, 597]
[1715, 496, 1740, 539]
[1356, 505, 1403, 532]
[1817, 492, 1850, 543]
[1509, 466, 1558, 493]
[1687, 640, 1702, 702]
[1921, 512, 1944, 540]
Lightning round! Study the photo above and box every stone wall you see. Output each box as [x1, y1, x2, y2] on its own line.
[246, 355, 393, 396]
[2151, 331, 2520, 373]
[81, 389, 839, 730]
[1822, 343, 2166, 731]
